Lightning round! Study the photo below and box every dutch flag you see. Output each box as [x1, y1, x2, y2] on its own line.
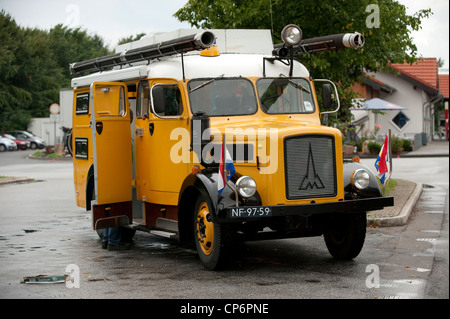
[218, 134, 235, 195]
[374, 134, 390, 185]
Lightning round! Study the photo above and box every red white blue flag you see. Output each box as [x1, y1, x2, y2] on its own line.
[374, 134, 390, 184]
[218, 134, 235, 195]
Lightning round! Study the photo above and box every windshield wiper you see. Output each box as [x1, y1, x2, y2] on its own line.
[279, 74, 310, 93]
[189, 74, 225, 93]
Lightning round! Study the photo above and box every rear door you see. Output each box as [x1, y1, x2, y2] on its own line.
[90, 82, 133, 206]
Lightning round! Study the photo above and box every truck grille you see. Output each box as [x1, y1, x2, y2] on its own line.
[284, 135, 337, 199]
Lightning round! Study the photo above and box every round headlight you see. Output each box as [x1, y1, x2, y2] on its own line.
[281, 24, 303, 46]
[351, 169, 370, 190]
[235, 176, 257, 198]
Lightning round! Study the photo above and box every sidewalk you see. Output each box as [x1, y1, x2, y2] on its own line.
[402, 140, 449, 157]
[367, 179, 422, 227]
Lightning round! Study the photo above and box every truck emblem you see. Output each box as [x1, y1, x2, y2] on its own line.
[299, 143, 325, 190]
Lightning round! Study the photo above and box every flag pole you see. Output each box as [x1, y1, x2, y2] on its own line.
[386, 129, 392, 194]
[224, 134, 239, 207]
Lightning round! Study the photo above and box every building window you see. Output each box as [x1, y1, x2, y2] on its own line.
[392, 111, 410, 130]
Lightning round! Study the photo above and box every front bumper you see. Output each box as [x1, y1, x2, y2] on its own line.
[217, 196, 394, 222]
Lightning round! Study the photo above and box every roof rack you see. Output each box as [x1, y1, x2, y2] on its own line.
[69, 31, 216, 75]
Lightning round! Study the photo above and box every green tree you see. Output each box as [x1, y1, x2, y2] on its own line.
[0, 12, 63, 130]
[174, 0, 431, 125]
[0, 11, 111, 131]
[48, 25, 112, 87]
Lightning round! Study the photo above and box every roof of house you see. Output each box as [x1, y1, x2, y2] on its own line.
[389, 58, 439, 95]
[438, 74, 449, 99]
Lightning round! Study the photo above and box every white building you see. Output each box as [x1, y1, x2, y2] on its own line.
[351, 58, 445, 147]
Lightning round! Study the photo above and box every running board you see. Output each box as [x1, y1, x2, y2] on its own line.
[150, 230, 178, 239]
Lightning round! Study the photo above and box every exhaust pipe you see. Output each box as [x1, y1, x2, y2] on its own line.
[70, 31, 216, 75]
[295, 32, 365, 54]
[273, 32, 365, 56]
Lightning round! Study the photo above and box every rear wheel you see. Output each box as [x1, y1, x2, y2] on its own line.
[324, 212, 367, 260]
[193, 194, 231, 270]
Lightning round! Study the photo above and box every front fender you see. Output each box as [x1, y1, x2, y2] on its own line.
[343, 160, 382, 198]
[179, 169, 262, 221]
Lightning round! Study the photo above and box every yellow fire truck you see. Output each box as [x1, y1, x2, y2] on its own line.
[69, 24, 393, 269]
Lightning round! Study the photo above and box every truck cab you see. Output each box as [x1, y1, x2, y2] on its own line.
[70, 25, 393, 270]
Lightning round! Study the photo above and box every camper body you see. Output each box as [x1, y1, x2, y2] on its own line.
[70, 26, 393, 269]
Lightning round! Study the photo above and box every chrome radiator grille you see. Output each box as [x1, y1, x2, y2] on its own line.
[284, 135, 337, 199]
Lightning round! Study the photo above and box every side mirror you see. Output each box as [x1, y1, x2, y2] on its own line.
[313, 79, 340, 115]
[322, 84, 333, 110]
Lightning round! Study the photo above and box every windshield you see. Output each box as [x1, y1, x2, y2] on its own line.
[257, 78, 315, 114]
[188, 78, 257, 116]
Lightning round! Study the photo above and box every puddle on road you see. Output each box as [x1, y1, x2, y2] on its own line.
[23, 229, 40, 233]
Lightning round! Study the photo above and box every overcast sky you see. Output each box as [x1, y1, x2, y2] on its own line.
[1, 0, 448, 69]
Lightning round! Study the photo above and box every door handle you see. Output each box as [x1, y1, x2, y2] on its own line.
[96, 122, 103, 135]
[149, 123, 155, 136]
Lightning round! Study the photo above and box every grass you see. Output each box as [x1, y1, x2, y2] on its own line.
[31, 151, 63, 159]
[31, 151, 45, 157]
[45, 153, 63, 159]
[377, 178, 397, 196]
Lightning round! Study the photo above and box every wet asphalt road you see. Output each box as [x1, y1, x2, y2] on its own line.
[0, 150, 448, 300]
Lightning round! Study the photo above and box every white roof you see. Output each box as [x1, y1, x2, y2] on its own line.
[71, 54, 310, 87]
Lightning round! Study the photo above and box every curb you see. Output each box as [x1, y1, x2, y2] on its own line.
[367, 182, 423, 227]
[27, 154, 73, 161]
[0, 177, 35, 186]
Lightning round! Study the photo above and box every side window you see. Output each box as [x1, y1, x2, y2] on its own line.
[136, 81, 150, 119]
[151, 84, 183, 117]
[75, 137, 88, 159]
[76, 93, 89, 115]
[118, 86, 126, 117]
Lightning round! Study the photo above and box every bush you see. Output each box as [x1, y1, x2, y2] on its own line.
[402, 139, 412, 151]
[391, 136, 403, 154]
[368, 141, 381, 154]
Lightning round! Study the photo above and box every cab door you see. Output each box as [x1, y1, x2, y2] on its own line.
[135, 79, 190, 206]
[90, 82, 133, 228]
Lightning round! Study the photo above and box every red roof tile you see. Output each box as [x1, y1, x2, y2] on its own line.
[439, 74, 449, 98]
[390, 58, 439, 91]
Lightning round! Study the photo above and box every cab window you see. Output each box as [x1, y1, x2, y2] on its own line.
[257, 78, 315, 114]
[151, 84, 183, 117]
[188, 78, 257, 116]
[136, 81, 150, 119]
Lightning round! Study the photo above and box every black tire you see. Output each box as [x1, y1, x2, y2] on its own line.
[193, 193, 231, 270]
[324, 212, 367, 260]
[66, 130, 73, 157]
[30, 142, 37, 149]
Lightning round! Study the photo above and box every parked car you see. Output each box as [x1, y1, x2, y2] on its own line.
[6, 130, 46, 149]
[0, 136, 18, 152]
[1, 133, 30, 150]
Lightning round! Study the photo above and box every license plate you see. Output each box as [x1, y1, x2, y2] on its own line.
[229, 206, 272, 218]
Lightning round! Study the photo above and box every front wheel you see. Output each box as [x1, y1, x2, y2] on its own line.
[193, 194, 231, 270]
[323, 212, 367, 260]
